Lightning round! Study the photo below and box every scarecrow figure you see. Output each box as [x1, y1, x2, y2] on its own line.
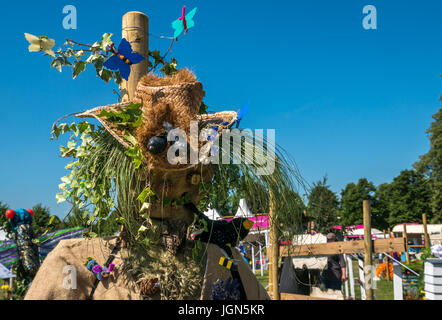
[25, 69, 270, 300]
[23, 11, 305, 300]
[5, 208, 40, 281]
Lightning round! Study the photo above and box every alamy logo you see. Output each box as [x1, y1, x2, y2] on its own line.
[166, 121, 276, 176]
[62, 265, 77, 290]
[362, 5, 377, 30]
[63, 5, 77, 30]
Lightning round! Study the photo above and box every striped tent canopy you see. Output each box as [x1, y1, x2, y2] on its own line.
[0, 227, 85, 269]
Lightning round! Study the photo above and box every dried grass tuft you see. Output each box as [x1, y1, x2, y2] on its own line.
[141, 69, 197, 87]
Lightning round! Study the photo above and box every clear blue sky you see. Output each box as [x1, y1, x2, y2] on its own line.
[0, 0, 441, 218]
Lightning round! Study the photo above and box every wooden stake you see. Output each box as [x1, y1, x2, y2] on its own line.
[121, 11, 149, 102]
[383, 230, 391, 281]
[269, 189, 279, 300]
[422, 213, 430, 249]
[363, 200, 374, 300]
[403, 223, 410, 263]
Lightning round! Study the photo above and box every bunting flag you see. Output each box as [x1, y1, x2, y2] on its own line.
[0, 227, 85, 269]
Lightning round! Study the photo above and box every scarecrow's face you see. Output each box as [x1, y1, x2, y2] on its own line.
[146, 165, 214, 223]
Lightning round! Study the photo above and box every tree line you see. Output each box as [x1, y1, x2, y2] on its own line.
[308, 108, 442, 233]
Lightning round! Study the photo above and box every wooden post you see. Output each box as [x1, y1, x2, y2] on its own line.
[269, 189, 279, 300]
[268, 245, 273, 294]
[403, 223, 410, 263]
[121, 11, 149, 102]
[363, 200, 374, 300]
[383, 230, 391, 281]
[422, 213, 430, 249]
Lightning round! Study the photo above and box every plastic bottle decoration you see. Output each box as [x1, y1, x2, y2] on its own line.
[84, 257, 115, 281]
[5, 208, 40, 280]
[103, 38, 145, 81]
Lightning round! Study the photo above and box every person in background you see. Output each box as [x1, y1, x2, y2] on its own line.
[321, 233, 347, 290]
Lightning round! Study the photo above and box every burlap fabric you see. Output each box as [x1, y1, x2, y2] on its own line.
[25, 238, 269, 300]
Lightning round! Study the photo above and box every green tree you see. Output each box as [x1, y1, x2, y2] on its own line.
[339, 178, 377, 227]
[0, 203, 63, 237]
[307, 176, 339, 233]
[64, 206, 120, 236]
[31, 203, 52, 235]
[414, 108, 442, 223]
[0, 201, 11, 236]
[373, 183, 391, 230]
[377, 169, 431, 226]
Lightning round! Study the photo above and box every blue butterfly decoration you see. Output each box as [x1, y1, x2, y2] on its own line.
[236, 101, 250, 128]
[103, 38, 145, 81]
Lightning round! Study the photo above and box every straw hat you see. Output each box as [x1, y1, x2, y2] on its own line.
[76, 69, 237, 170]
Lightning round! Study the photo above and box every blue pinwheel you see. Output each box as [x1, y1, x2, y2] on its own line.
[103, 38, 145, 81]
[236, 101, 250, 128]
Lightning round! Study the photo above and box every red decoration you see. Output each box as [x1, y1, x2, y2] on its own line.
[26, 209, 34, 217]
[5, 209, 15, 220]
[178, 6, 188, 32]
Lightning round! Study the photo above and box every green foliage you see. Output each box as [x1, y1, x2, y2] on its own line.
[96, 102, 144, 169]
[198, 164, 243, 217]
[51, 34, 122, 85]
[0, 202, 63, 237]
[376, 169, 431, 226]
[53, 122, 119, 222]
[339, 178, 377, 227]
[27, 32, 179, 87]
[414, 108, 442, 223]
[31, 203, 59, 235]
[97, 103, 143, 128]
[0, 201, 11, 236]
[307, 176, 339, 233]
[63, 206, 120, 237]
[199, 136, 309, 239]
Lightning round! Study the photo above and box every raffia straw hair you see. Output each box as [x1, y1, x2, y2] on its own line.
[141, 68, 198, 87]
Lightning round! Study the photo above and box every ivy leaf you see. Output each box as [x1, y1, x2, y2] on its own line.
[51, 57, 64, 72]
[138, 187, 156, 203]
[123, 132, 138, 146]
[70, 123, 79, 136]
[78, 122, 90, 134]
[73, 61, 86, 79]
[100, 33, 113, 51]
[113, 71, 123, 85]
[75, 50, 84, 59]
[56, 192, 68, 203]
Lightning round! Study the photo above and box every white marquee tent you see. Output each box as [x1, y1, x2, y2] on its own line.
[235, 199, 253, 218]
